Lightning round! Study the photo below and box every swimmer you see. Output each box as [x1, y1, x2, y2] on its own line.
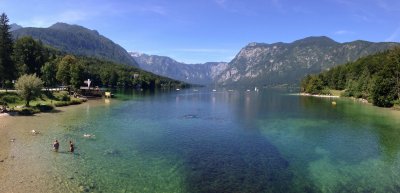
[83, 134, 95, 138]
[53, 140, 59, 152]
[69, 141, 74, 153]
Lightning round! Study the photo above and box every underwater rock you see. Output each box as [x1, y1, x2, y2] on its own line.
[103, 149, 122, 157]
[79, 185, 90, 192]
[183, 114, 199, 119]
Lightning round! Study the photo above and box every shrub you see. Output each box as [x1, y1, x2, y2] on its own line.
[35, 104, 54, 112]
[1, 95, 22, 104]
[54, 101, 69, 107]
[54, 91, 71, 101]
[17, 107, 40, 116]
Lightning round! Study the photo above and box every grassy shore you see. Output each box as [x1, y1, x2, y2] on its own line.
[0, 90, 87, 115]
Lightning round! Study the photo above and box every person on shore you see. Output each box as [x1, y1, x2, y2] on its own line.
[69, 141, 75, 153]
[53, 140, 59, 152]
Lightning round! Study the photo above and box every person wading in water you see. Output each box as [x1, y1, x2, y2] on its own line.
[53, 140, 59, 152]
[69, 141, 75, 153]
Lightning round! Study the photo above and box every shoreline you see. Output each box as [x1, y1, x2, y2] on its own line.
[298, 92, 400, 111]
[296, 92, 340, 98]
[0, 99, 107, 192]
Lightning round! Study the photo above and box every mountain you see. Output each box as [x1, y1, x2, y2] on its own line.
[217, 36, 399, 87]
[12, 22, 138, 67]
[10, 23, 23, 31]
[131, 52, 228, 85]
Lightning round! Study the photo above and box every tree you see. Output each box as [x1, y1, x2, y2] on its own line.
[371, 76, 397, 107]
[0, 13, 15, 85]
[14, 74, 43, 107]
[388, 47, 400, 99]
[56, 55, 75, 86]
[41, 61, 57, 88]
[13, 36, 47, 76]
[70, 61, 84, 90]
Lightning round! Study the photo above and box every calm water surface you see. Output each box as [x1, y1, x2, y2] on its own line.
[39, 89, 400, 192]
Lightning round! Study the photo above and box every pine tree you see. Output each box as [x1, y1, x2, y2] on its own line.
[0, 13, 16, 85]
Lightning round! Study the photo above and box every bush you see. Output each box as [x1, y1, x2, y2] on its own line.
[1, 95, 22, 103]
[70, 98, 83, 105]
[54, 91, 71, 101]
[17, 107, 40, 116]
[54, 101, 69, 107]
[35, 104, 54, 112]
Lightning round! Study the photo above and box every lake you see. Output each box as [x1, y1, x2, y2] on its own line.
[12, 88, 400, 192]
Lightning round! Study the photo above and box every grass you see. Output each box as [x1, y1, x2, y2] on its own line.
[0, 90, 86, 115]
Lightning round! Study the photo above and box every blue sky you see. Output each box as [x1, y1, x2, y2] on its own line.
[2, 0, 400, 63]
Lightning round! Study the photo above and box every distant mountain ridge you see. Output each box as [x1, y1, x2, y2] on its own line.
[217, 36, 399, 87]
[11, 23, 138, 67]
[10, 23, 22, 31]
[130, 52, 228, 85]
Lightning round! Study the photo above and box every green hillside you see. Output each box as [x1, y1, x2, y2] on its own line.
[12, 22, 138, 67]
[301, 47, 400, 107]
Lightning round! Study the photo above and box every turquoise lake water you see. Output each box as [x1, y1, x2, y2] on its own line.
[40, 88, 400, 192]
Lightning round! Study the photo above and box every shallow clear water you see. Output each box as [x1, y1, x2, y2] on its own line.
[32, 89, 400, 192]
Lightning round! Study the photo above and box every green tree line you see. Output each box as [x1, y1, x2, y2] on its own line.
[0, 13, 187, 92]
[301, 47, 400, 107]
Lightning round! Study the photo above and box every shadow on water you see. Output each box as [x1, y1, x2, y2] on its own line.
[181, 135, 298, 193]
[121, 89, 320, 192]
[133, 126, 310, 193]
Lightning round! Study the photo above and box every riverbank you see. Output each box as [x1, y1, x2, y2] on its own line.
[298, 92, 340, 98]
[0, 99, 107, 192]
[299, 91, 400, 111]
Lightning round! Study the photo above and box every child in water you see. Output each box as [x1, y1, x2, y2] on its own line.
[53, 140, 59, 152]
[69, 141, 74, 153]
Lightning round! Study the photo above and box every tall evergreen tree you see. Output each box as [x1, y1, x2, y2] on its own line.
[0, 13, 15, 85]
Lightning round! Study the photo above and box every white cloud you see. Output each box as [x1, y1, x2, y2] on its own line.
[215, 0, 227, 7]
[375, 0, 400, 12]
[17, 9, 92, 27]
[385, 26, 400, 42]
[59, 10, 89, 23]
[139, 5, 167, 15]
[334, 30, 355, 35]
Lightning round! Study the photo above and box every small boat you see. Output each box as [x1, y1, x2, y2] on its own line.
[212, 89, 217, 92]
[176, 88, 180, 91]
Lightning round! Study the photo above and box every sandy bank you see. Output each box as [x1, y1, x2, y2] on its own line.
[0, 100, 107, 192]
[296, 93, 340, 98]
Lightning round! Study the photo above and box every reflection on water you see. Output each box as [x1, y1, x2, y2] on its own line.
[7, 88, 400, 192]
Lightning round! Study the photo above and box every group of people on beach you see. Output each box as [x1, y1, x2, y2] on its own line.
[53, 140, 74, 153]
